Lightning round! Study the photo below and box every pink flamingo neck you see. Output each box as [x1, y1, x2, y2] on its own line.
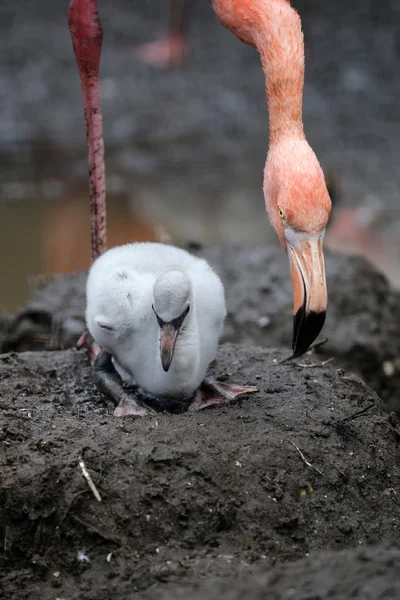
[255, 1, 306, 146]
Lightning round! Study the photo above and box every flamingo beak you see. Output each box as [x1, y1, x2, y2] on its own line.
[159, 324, 180, 372]
[153, 305, 190, 372]
[286, 230, 327, 357]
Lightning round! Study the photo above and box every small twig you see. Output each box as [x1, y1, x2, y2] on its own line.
[321, 357, 334, 366]
[78, 457, 102, 502]
[341, 403, 375, 423]
[277, 354, 295, 365]
[358, 519, 373, 539]
[277, 344, 330, 366]
[290, 441, 323, 476]
[297, 357, 334, 368]
[71, 514, 120, 543]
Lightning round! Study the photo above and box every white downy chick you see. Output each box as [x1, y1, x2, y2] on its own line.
[86, 242, 226, 400]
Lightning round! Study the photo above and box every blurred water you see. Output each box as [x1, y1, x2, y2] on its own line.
[0, 182, 162, 311]
[0, 145, 272, 311]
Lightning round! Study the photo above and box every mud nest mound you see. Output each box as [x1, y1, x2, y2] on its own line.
[0, 344, 399, 598]
[144, 545, 400, 600]
[195, 245, 400, 413]
[2, 245, 400, 412]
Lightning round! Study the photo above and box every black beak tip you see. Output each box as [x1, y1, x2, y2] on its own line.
[161, 359, 171, 373]
[292, 309, 326, 358]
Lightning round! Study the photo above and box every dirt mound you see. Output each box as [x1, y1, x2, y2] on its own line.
[144, 545, 400, 600]
[2, 245, 400, 411]
[0, 344, 399, 598]
[195, 244, 400, 412]
[0, 270, 87, 353]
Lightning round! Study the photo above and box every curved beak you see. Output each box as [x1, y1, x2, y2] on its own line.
[154, 304, 190, 373]
[160, 324, 180, 372]
[287, 230, 327, 357]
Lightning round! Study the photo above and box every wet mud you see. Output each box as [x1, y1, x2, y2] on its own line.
[144, 545, 400, 600]
[0, 344, 399, 599]
[2, 0, 400, 596]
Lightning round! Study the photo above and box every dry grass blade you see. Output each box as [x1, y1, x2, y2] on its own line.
[78, 457, 102, 502]
[290, 441, 324, 476]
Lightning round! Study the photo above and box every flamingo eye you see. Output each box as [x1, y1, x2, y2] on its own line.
[278, 207, 287, 220]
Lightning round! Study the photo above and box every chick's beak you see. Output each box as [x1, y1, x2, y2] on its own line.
[160, 324, 180, 372]
[287, 230, 327, 357]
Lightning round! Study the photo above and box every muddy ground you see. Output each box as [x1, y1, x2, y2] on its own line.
[3, 244, 400, 412]
[0, 343, 400, 599]
[2, 1, 400, 596]
[1, 244, 400, 598]
[145, 545, 400, 600]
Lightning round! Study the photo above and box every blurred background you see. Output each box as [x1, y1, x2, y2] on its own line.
[1, 0, 400, 311]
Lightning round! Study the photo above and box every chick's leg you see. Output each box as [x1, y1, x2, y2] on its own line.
[93, 350, 152, 417]
[189, 376, 258, 411]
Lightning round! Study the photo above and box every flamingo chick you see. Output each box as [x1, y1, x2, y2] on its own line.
[86, 242, 257, 416]
[212, 0, 332, 356]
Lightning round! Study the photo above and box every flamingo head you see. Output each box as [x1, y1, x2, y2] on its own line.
[264, 140, 332, 357]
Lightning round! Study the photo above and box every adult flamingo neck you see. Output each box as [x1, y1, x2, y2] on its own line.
[255, 1, 305, 146]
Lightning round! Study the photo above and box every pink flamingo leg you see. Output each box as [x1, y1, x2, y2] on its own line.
[133, 0, 190, 68]
[68, 0, 149, 418]
[133, 33, 188, 69]
[68, 0, 106, 261]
